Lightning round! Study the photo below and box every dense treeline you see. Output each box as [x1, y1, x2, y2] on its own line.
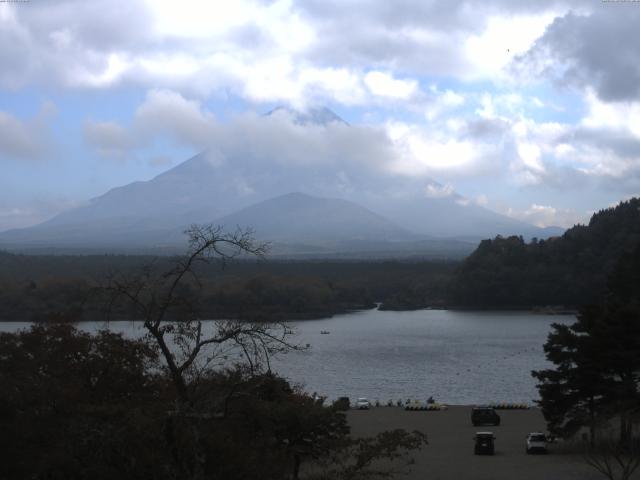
[451, 198, 640, 308]
[0, 253, 455, 321]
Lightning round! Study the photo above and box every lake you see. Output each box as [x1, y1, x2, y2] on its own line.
[0, 308, 573, 405]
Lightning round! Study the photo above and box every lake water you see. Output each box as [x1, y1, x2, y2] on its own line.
[0, 308, 573, 405]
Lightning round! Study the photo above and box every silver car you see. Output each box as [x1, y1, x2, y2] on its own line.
[355, 397, 371, 409]
[526, 433, 547, 454]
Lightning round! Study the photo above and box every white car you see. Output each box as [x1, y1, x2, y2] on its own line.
[355, 398, 371, 409]
[526, 433, 548, 454]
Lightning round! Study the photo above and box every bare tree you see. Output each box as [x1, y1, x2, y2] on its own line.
[584, 435, 640, 480]
[105, 224, 298, 403]
[104, 224, 300, 479]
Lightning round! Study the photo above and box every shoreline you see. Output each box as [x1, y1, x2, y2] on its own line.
[0, 305, 578, 324]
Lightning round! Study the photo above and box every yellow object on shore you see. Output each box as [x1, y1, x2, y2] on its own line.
[488, 402, 530, 410]
[404, 403, 448, 411]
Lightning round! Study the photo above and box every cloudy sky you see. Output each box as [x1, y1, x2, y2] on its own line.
[1, 0, 639, 231]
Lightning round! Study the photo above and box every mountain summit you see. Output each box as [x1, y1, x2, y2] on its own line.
[265, 106, 348, 126]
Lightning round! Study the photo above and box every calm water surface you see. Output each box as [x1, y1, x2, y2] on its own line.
[0, 308, 573, 405]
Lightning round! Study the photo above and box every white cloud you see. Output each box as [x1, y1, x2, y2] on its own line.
[425, 88, 465, 120]
[425, 182, 455, 198]
[476, 194, 489, 206]
[84, 90, 218, 156]
[364, 71, 418, 99]
[0, 0, 577, 106]
[0, 196, 81, 231]
[441, 90, 465, 107]
[403, 136, 477, 173]
[465, 12, 558, 78]
[581, 90, 640, 138]
[299, 67, 367, 105]
[504, 203, 584, 228]
[83, 120, 136, 158]
[385, 119, 498, 178]
[134, 89, 217, 147]
[0, 103, 56, 161]
[517, 143, 545, 172]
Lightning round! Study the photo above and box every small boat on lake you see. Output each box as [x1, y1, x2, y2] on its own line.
[320, 330, 330, 334]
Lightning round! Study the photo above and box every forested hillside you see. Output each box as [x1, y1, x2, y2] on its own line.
[450, 198, 640, 307]
[0, 253, 454, 321]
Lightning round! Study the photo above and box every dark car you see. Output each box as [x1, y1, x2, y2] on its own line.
[471, 407, 501, 426]
[474, 432, 496, 455]
[334, 396, 350, 411]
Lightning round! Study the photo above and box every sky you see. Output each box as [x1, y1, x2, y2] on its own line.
[1, 0, 639, 231]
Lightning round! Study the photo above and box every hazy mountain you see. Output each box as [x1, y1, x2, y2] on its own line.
[0, 191, 478, 258]
[213, 192, 409, 243]
[369, 195, 564, 240]
[199, 192, 478, 258]
[0, 107, 563, 255]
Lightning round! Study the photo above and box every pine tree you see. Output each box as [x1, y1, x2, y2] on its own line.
[532, 243, 640, 444]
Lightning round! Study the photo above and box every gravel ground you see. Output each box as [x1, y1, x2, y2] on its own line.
[347, 406, 637, 480]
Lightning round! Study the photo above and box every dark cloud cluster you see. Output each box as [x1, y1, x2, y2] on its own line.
[0, 0, 154, 89]
[517, 6, 640, 101]
[0, 0, 582, 94]
[296, 0, 583, 76]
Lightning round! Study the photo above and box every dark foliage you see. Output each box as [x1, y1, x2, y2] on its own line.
[0, 324, 167, 480]
[532, 244, 640, 444]
[0, 253, 455, 321]
[451, 198, 640, 307]
[583, 436, 640, 480]
[0, 325, 426, 480]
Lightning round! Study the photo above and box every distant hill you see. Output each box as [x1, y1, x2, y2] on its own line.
[209, 192, 484, 258]
[450, 198, 640, 307]
[213, 192, 409, 243]
[367, 194, 564, 240]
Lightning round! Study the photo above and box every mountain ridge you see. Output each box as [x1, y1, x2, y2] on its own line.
[0, 107, 564, 255]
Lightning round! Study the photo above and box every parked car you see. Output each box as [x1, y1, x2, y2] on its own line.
[471, 406, 501, 426]
[334, 396, 350, 411]
[474, 432, 496, 455]
[355, 397, 371, 409]
[525, 433, 548, 454]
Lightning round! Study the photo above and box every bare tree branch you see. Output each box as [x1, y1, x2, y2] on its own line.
[102, 224, 298, 406]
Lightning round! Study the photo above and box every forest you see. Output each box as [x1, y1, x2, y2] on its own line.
[450, 198, 640, 308]
[0, 252, 455, 322]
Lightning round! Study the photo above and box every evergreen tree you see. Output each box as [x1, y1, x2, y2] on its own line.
[532, 244, 640, 444]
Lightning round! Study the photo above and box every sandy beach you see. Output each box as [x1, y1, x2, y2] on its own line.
[347, 406, 636, 480]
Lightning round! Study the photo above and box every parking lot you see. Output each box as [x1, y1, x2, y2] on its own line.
[347, 406, 619, 480]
